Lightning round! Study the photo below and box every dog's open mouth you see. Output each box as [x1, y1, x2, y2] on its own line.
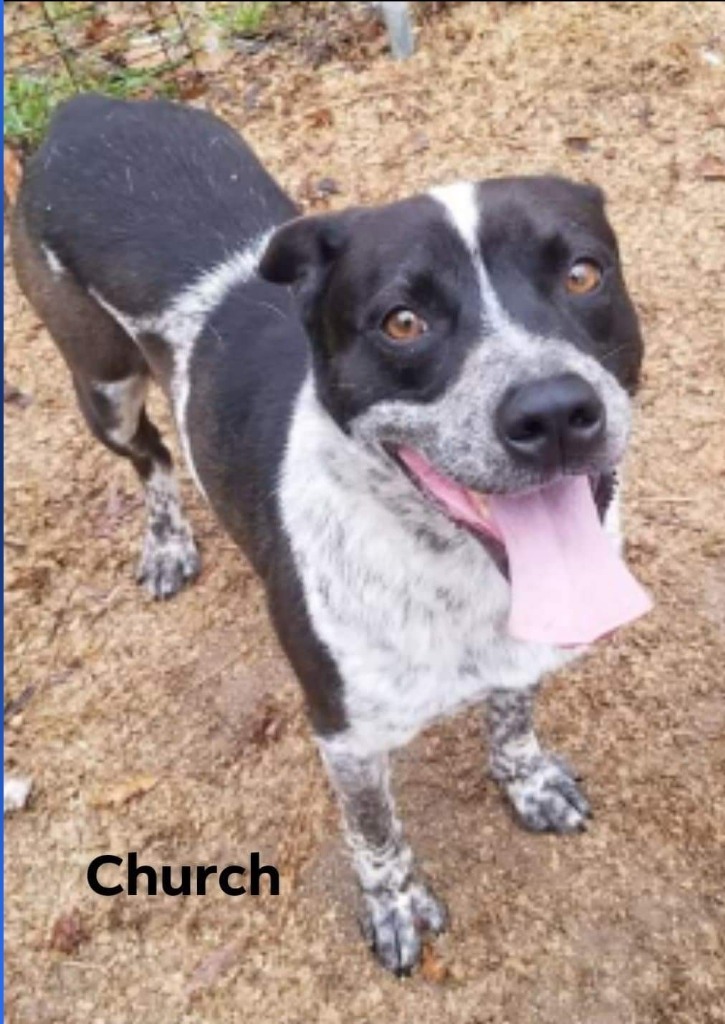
[393, 445, 652, 648]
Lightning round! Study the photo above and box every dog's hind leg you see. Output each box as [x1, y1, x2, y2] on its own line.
[317, 739, 447, 975]
[11, 218, 199, 598]
[73, 373, 200, 598]
[485, 687, 591, 833]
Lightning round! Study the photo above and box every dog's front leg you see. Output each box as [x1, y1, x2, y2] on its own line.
[318, 738, 447, 974]
[485, 687, 592, 833]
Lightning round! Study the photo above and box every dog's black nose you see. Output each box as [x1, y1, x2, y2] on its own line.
[496, 373, 605, 471]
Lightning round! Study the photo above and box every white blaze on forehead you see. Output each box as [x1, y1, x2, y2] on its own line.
[429, 181, 481, 253]
[429, 181, 510, 333]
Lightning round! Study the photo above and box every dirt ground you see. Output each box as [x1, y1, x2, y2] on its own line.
[4, 3, 725, 1022]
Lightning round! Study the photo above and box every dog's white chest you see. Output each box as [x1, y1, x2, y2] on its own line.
[280, 381, 574, 754]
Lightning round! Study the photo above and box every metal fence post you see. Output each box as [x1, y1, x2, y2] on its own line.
[377, 2, 415, 60]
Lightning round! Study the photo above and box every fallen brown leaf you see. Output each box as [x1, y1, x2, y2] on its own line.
[246, 697, 285, 748]
[704, 105, 725, 130]
[125, 35, 169, 71]
[410, 131, 431, 154]
[187, 942, 240, 998]
[696, 154, 725, 181]
[91, 773, 157, 809]
[304, 107, 334, 129]
[564, 135, 592, 153]
[419, 943, 449, 983]
[84, 15, 112, 44]
[176, 70, 208, 102]
[4, 684, 36, 720]
[49, 909, 88, 954]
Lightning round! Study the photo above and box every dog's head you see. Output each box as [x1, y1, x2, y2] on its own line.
[260, 177, 650, 644]
[261, 178, 644, 608]
[261, 176, 641, 486]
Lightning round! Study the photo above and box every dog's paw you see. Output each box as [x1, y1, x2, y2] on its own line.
[502, 754, 591, 834]
[361, 881, 447, 975]
[136, 526, 200, 599]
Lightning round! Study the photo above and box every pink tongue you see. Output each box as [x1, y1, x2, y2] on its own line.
[397, 447, 652, 648]
[488, 477, 652, 646]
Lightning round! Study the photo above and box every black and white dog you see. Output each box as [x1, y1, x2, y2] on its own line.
[12, 95, 650, 973]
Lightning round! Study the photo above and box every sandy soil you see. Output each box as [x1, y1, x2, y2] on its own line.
[4, 3, 725, 1022]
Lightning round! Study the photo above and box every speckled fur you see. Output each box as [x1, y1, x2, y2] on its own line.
[137, 465, 200, 599]
[486, 688, 591, 832]
[15, 100, 640, 975]
[282, 376, 583, 756]
[278, 183, 629, 969]
[319, 739, 447, 973]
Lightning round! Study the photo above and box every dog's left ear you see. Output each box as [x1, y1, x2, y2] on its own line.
[259, 209, 361, 305]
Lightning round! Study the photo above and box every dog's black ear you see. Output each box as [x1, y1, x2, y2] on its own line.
[259, 210, 359, 290]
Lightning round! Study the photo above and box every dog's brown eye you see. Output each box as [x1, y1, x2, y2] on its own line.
[382, 308, 428, 343]
[566, 259, 603, 295]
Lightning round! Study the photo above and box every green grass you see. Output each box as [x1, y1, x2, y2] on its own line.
[210, 1, 271, 38]
[4, 1, 273, 148]
[4, 66, 179, 149]
[4, 74, 72, 149]
[43, 2, 91, 18]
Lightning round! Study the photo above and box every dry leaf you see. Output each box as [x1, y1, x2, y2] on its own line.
[125, 36, 169, 71]
[697, 155, 725, 181]
[176, 70, 208, 102]
[410, 131, 431, 154]
[419, 942, 449, 983]
[187, 942, 239, 998]
[704, 105, 725, 130]
[91, 773, 157, 809]
[49, 909, 88, 954]
[4, 146, 23, 205]
[304, 107, 334, 130]
[4, 684, 36, 720]
[84, 15, 112, 44]
[246, 697, 284, 747]
[564, 135, 592, 153]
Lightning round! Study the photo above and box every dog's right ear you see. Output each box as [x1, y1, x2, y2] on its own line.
[259, 210, 361, 308]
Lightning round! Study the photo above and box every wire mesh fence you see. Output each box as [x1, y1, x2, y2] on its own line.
[5, 2, 199, 83]
[3, 2, 271, 148]
[4, 3, 435, 152]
